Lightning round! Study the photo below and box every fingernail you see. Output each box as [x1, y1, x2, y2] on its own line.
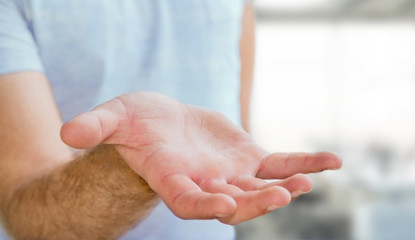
[291, 191, 305, 198]
[266, 205, 279, 212]
[215, 214, 230, 218]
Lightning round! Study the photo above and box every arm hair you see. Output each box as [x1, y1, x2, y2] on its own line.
[2, 144, 158, 240]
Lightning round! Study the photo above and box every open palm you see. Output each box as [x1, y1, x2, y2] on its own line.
[61, 92, 341, 225]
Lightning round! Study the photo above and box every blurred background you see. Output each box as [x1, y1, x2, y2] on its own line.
[236, 0, 415, 239]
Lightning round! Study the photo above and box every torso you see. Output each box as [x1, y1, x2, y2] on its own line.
[3, 0, 245, 239]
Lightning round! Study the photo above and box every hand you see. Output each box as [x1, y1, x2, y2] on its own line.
[61, 92, 341, 225]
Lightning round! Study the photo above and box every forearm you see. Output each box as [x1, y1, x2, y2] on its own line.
[240, 3, 255, 133]
[1, 144, 158, 240]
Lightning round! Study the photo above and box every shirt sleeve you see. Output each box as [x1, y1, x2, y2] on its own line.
[0, 0, 44, 75]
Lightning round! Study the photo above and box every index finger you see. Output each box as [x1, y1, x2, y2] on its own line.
[256, 152, 342, 179]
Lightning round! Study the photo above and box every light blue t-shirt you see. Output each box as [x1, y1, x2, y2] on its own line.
[0, 0, 246, 239]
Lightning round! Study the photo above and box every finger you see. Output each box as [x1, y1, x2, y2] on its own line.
[219, 186, 291, 225]
[60, 99, 123, 149]
[231, 175, 268, 191]
[158, 175, 236, 219]
[198, 178, 292, 225]
[263, 174, 313, 199]
[257, 152, 342, 179]
[231, 174, 312, 199]
[199, 178, 291, 225]
[201, 179, 244, 195]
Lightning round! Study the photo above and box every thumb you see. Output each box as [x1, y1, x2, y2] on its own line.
[61, 107, 121, 149]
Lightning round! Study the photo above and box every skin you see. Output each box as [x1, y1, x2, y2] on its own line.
[0, 73, 158, 240]
[0, 4, 341, 240]
[3, 144, 158, 240]
[240, 3, 256, 133]
[61, 91, 342, 225]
